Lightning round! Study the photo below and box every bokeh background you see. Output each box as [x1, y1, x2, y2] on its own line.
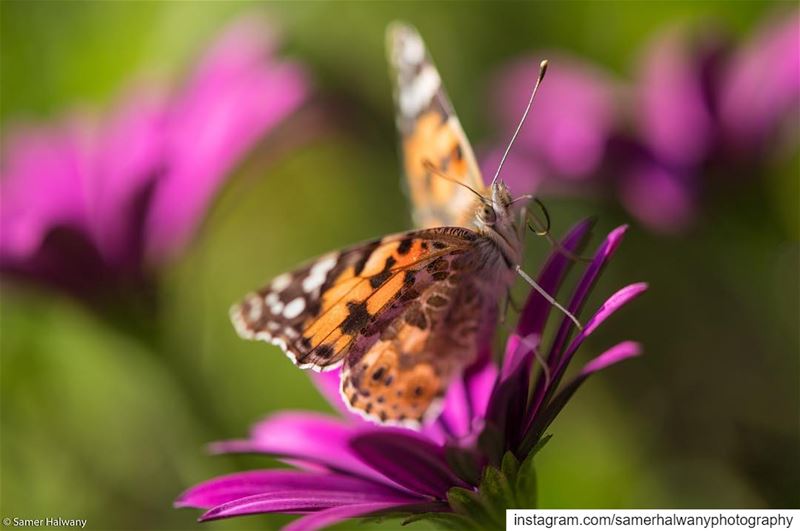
[1, 2, 797, 530]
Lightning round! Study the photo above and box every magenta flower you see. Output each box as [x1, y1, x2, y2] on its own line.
[0, 17, 308, 302]
[176, 220, 647, 529]
[719, 10, 800, 153]
[486, 10, 799, 233]
[483, 54, 619, 194]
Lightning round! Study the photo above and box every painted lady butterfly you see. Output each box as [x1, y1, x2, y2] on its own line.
[230, 23, 573, 427]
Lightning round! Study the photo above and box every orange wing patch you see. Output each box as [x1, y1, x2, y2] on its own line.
[388, 22, 486, 229]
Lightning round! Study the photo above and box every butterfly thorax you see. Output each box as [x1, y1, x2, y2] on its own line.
[471, 180, 525, 274]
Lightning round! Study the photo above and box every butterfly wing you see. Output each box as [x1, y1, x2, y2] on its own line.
[387, 22, 486, 229]
[341, 268, 497, 426]
[230, 227, 481, 372]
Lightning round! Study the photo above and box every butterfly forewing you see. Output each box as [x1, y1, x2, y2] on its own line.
[388, 22, 486, 229]
[230, 228, 479, 372]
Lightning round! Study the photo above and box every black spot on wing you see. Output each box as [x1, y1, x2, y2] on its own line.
[315, 345, 334, 359]
[397, 238, 413, 255]
[341, 301, 371, 335]
[369, 269, 392, 288]
[353, 240, 381, 276]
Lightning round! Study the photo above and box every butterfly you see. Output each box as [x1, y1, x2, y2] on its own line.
[230, 22, 563, 427]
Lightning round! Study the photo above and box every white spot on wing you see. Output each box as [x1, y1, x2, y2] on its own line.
[399, 64, 440, 117]
[271, 273, 292, 292]
[401, 33, 425, 65]
[302, 254, 337, 293]
[247, 296, 263, 322]
[283, 297, 306, 319]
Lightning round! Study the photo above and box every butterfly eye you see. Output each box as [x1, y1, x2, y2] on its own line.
[481, 203, 497, 224]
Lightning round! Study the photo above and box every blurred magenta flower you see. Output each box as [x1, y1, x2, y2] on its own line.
[719, 11, 800, 152]
[0, 17, 308, 302]
[485, 54, 619, 194]
[485, 10, 799, 233]
[176, 220, 647, 529]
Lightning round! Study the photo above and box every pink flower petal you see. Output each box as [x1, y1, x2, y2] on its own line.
[283, 501, 414, 531]
[309, 370, 372, 425]
[144, 17, 308, 260]
[720, 10, 800, 150]
[619, 160, 695, 233]
[491, 54, 618, 181]
[350, 429, 467, 498]
[0, 121, 91, 261]
[209, 412, 403, 490]
[198, 490, 412, 522]
[529, 341, 642, 439]
[580, 340, 643, 376]
[176, 469, 407, 510]
[512, 218, 595, 347]
[635, 28, 714, 167]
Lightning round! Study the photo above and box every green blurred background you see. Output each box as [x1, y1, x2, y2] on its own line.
[1, 1, 797, 530]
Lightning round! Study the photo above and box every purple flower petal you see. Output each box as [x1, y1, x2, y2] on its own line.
[511, 218, 595, 350]
[635, 28, 714, 167]
[490, 54, 618, 181]
[209, 412, 398, 488]
[720, 11, 800, 150]
[308, 369, 370, 425]
[198, 490, 413, 522]
[554, 283, 649, 375]
[0, 121, 90, 262]
[619, 159, 695, 233]
[580, 340, 643, 376]
[464, 357, 499, 425]
[350, 429, 467, 498]
[283, 501, 414, 531]
[548, 225, 629, 366]
[88, 92, 167, 266]
[479, 148, 546, 194]
[486, 334, 540, 447]
[524, 226, 630, 432]
[175, 469, 407, 510]
[528, 341, 642, 440]
[435, 374, 472, 440]
[521, 282, 646, 449]
[144, 17, 309, 260]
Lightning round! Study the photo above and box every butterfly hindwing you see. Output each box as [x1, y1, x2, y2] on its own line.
[387, 22, 486, 229]
[341, 263, 496, 426]
[230, 227, 480, 372]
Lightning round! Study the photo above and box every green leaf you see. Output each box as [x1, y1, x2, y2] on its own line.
[402, 512, 476, 530]
[447, 487, 496, 528]
[478, 465, 514, 527]
[516, 448, 540, 508]
[501, 451, 520, 485]
[530, 433, 553, 457]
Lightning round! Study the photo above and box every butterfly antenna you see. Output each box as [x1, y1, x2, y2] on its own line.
[491, 59, 548, 187]
[423, 159, 486, 201]
[515, 265, 583, 330]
